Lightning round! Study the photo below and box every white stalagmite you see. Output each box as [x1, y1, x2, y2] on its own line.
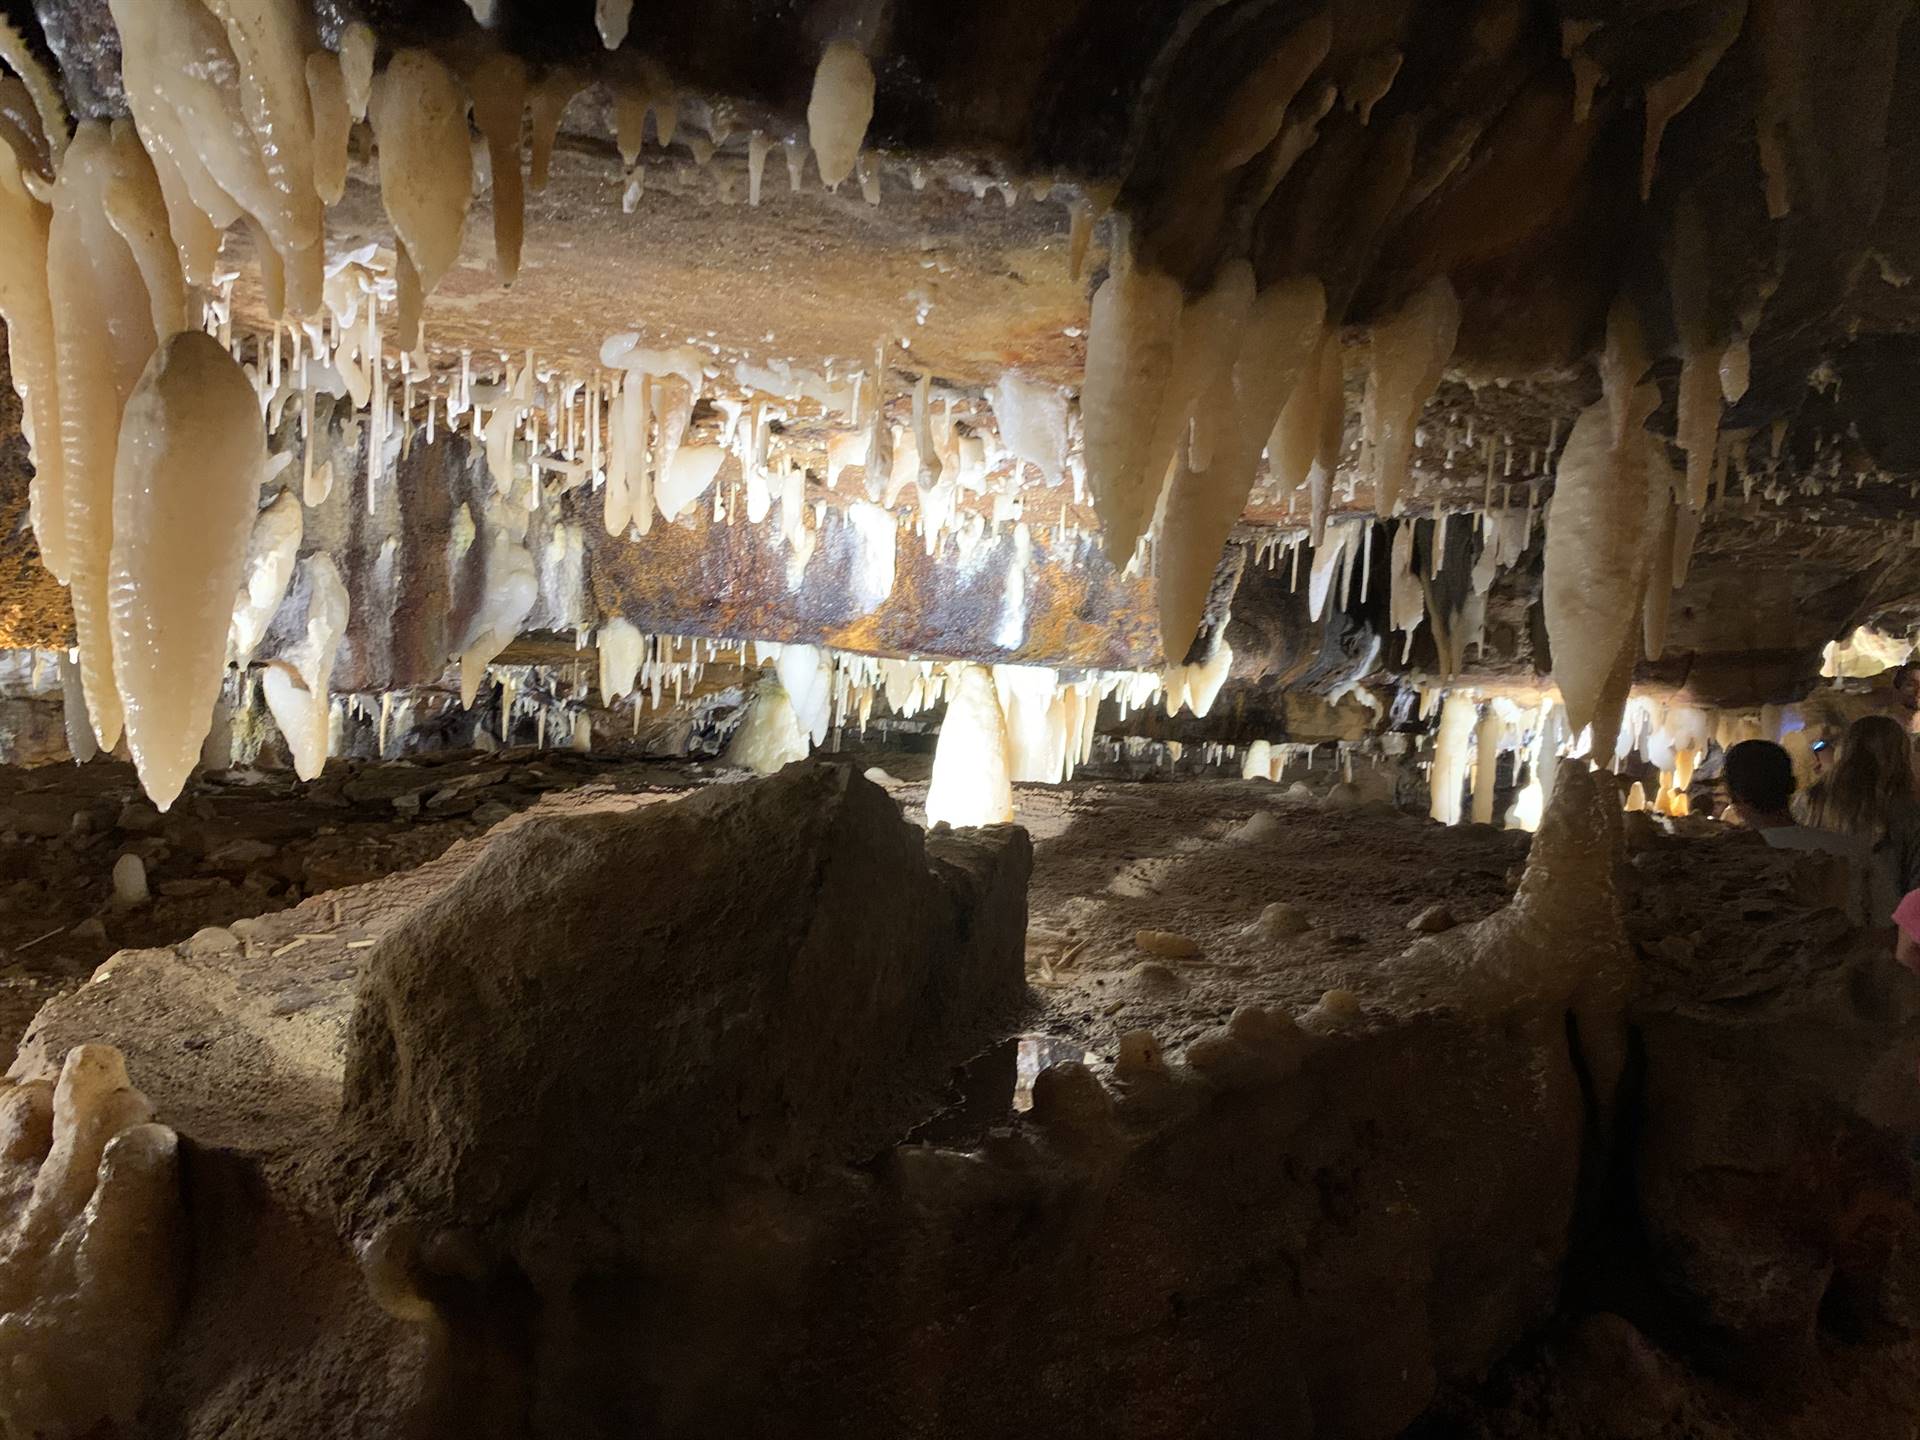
[596, 617, 643, 702]
[1082, 242, 1184, 565]
[1429, 690, 1476, 825]
[1470, 701, 1504, 825]
[262, 553, 348, 780]
[1158, 275, 1324, 663]
[807, 42, 874, 190]
[50, 124, 162, 755]
[371, 49, 474, 348]
[926, 663, 1015, 827]
[1542, 389, 1660, 737]
[1361, 277, 1459, 519]
[0, 131, 66, 582]
[724, 679, 811, 774]
[228, 488, 303, 666]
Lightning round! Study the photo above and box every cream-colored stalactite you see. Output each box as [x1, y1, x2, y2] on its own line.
[102, 123, 187, 341]
[926, 663, 1016, 827]
[1599, 295, 1649, 447]
[1675, 345, 1723, 509]
[340, 23, 376, 122]
[807, 42, 874, 190]
[262, 553, 348, 779]
[306, 50, 351, 205]
[228, 487, 303, 666]
[109, 333, 267, 811]
[596, 0, 635, 49]
[0, 134, 67, 582]
[1208, 14, 1333, 171]
[776, 642, 834, 746]
[1429, 690, 1476, 825]
[50, 124, 162, 754]
[201, 0, 325, 312]
[1361, 276, 1458, 519]
[1082, 241, 1184, 566]
[988, 371, 1069, 484]
[0, 1046, 183, 1440]
[596, 617, 643, 702]
[1389, 521, 1423, 658]
[656, 444, 725, 523]
[1270, 326, 1343, 546]
[371, 49, 475, 350]
[1158, 276, 1323, 663]
[1639, 5, 1741, 201]
[724, 678, 812, 774]
[469, 52, 529, 286]
[1140, 260, 1256, 536]
[1541, 389, 1660, 738]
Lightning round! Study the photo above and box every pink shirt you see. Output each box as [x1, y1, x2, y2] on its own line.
[1896, 889, 1920, 945]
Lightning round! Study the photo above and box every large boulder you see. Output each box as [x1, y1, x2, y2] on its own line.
[332, 762, 1031, 1252]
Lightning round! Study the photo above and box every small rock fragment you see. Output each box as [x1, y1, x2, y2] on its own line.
[110, 853, 149, 908]
[1304, 988, 1363, 1030]
[1115, 1028, 1166, 1076]
[1134, 929, 1201, 958]
[1245, 902, 1310, 939]
[1407, 903, 1456, 934]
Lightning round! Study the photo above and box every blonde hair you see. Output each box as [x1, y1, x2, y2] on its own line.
[1805, 714, 1917, 840]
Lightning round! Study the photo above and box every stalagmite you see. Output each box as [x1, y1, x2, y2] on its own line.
[1081, 242, 1184, 565]
[108, 333, 266, 809]
[1470, 702, 1503, 825]
[263, 554, 349, 780]
[229, 489, 304, 666]
[724, 678, 812, 773]
[371, 50, 474, 349]
[807, 42, 875, 190]
[51, 123, 161, 754]
[596, 618, 643, 702]
[1159, 277, 1324, 662]
[470, 53, 529, 286]
[926, 663, 1016, 827]
[0, 132, 66, 582]
[1542, 391, 1660, 737]
[1429, 691, 1476, 825]
[0, 1047, 183, 1440]
[1361, 278, 1458, 518]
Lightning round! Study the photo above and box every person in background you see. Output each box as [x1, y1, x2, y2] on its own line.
[1724, 740, 1864, 863]
[1801, 714, 1920, 923]
[1895, 889, 1920, 975]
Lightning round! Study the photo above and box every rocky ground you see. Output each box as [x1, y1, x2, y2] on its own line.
[7, 750, 1920, 1437]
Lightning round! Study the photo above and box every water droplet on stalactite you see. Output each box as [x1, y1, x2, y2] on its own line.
[807, 42, 874, 190]
[926, 663, 1015, 828]
[108, 332, 267, 809]
[1361, 276, 1459, 519]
